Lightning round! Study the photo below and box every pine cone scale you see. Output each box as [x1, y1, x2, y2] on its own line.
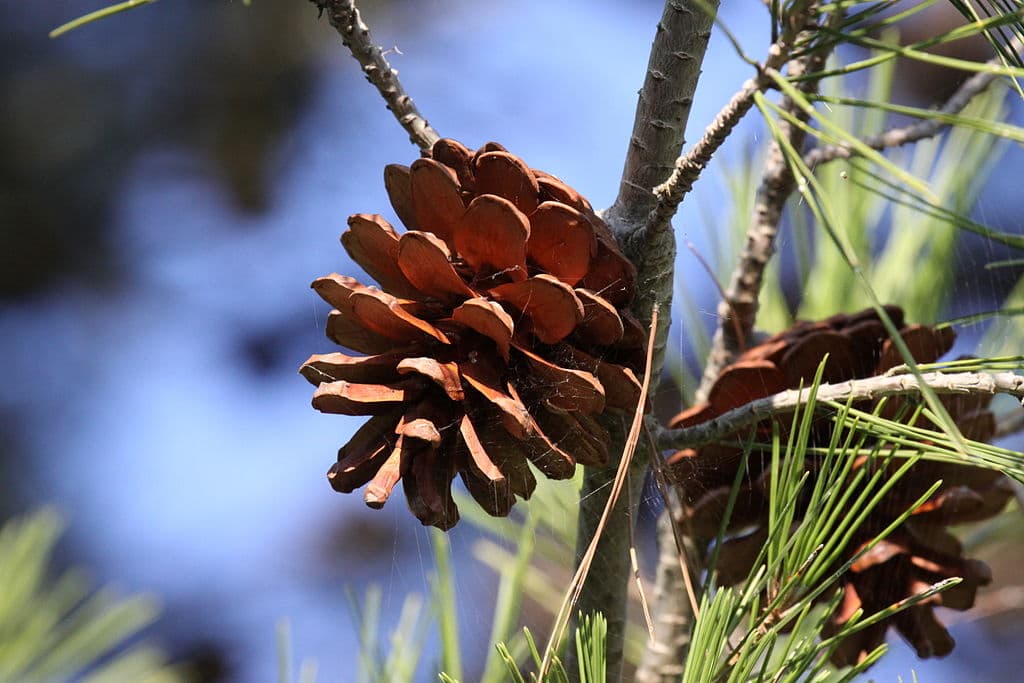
[574, 288, 625, 346]
[395, 357, 464, 401]
[514, 343, 606, 414]
[526, 202, 597, 285]
[312, 379, 420, 415]
[491, 275, 584, 344]
[532, 407, 609, 468]
[473, 151, 541, 215]
[363, 442, 405, 508]
[341, 214, 419, 298]
[459, 364, 533, 439]
[454, 194, 530, 282]
[396, 230, 476, 301]
[409, 158, 465, 246]
[405, 446, 459, 530]
[382, 164, 419, 230]
[450, 298, 514, 360]
[300, 350, 405, 385]
[328, 412, 400, 493]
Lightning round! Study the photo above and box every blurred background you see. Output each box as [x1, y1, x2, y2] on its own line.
[2, 1, 1023, 680]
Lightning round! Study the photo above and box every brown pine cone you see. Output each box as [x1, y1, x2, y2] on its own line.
[666, 306, 1013, 666]
[301, 139, 644, 530]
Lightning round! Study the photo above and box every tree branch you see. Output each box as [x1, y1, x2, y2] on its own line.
[646, 39, 795, 240]
[638, 5, 831, 681]
[658, 370, 1024, 450]
[310, 0, 440, 150]
[803, 63, 1001, 167]
[695, 8, 835, 403]
[573, 3, 720, 681]
[606, 1, 721, 233]
[602, 0, 721, 387]
[565, 306, 659, 683]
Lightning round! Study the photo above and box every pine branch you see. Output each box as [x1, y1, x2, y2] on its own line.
[606, 0, 721, 232]
[638, 5, 836, 681]
[658, 370, 1024, 450]
[310, 0, 440, 150]
[563, 306, 659, 683]
[803, 59, 1003, 167]
[645, 19, 809, 240]
[572, 3, 720, 680]
[695, 10, 837, 403]
[602, 0, 721, 386]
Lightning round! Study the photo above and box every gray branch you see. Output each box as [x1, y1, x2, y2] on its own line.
[804, 63, 1002, 167]
[659, 371, 1024, 450]
[606, 0, 721, 232]
[601, 0, 721, 386]
[573, 2, 720, 681]
[640, 7, 832, 681]
[310, 0, 440, 150]
[695, 10, 835, 403]
[646, 44, 787, 239]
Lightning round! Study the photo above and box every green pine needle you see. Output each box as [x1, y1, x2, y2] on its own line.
[49, 0, 158, 39]
[0, 509, 181, 683]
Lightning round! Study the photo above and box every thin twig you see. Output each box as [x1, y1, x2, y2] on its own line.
[310, 0, 440, 150]
[658, 370, 1024, 450]
[646, 46, 785, 238]
[803, 63, 1001, 167]
[627, 470, 657, 641]
[695, 7, 836, 403]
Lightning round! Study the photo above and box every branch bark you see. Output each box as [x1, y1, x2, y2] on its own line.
[803, 62, 1002, 168]
[638, 7, 830, 680]
[572, 3, 719, 681]
[659, 370, 1024, 451]
[602, 0, 721, 383]
[310, 0, 440, 150]
[695, 11, 834, 403]
[606, 0, 721, 232]
[646, 46, 785, 239]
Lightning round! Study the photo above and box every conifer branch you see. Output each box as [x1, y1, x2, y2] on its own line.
[310, 0, 440, 150]
[659, 370, 1024, 450]
[695, 9, 836, 403]
[639, 5, 831, 681]
[582, 3, 720, 680]
[804, 64, 1002, 167]
[602, 0, 721, 387]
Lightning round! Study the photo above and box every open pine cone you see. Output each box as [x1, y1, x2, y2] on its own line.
[301, 139, 644, 530]
[667, 306, 1013, 666]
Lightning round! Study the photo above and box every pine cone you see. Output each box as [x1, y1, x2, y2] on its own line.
[667, 306, 1012, 666]
[301, 139, 643, 530]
